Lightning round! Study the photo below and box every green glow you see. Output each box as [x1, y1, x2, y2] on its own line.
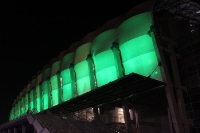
[92, 29, 117, 55]
[15, 104, 18, 118]
[120, 35, 155, 75]
[29, 90, 34, 110]
[25, 94, 28, 112]
[75, 60, 91, 95]
[62, 84, 72, 101]
[60, 52, 74, 71]
[51, 61, 61, 76]
[61, 69, 73, 101]
[118, 12, 163, 81]
[93, 50, 118, 87]
[17, 102, 20, 117]
[118, 12, 152, 45]
[35, 86, 41, 112]
[10, 107, 14, 120]
[120, 35, 161, 79]
[21, 97, 25, 115]
[50, 75, 59, 106]
[42, 80, 50, 110]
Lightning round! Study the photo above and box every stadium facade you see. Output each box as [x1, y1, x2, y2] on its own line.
[0, 0, 200, 133]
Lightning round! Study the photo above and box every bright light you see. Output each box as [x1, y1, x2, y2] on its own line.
[196, 10, 200, 14]
[119, 108, 123, 112]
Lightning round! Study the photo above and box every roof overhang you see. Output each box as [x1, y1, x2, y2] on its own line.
[48, 72, 165, 114]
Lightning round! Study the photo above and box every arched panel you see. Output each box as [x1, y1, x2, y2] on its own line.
[74, 42, 95, 95]
[92, 29, 124, 87]
[35, 72, 43, 113]
[50, 59, 61, 106]
[118, 12, 162, 81]
[41, 66, 51, 110]
[30, 78, 36, 111]
[60, 52, 74, 71]
[16, 96, 20, 118]
[14, 101, 18, 119]
[10, 107, 15, 121]
[19, 92, 24, 116]
[60, 52, 76, 101]
[24, 87, 29, 113]
[74, 43, 91, 64]
[92, 29, 117, 55]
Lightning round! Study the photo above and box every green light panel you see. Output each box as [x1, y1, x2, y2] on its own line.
[61, 69, 73, 101]
[120, 35, 158, 76]
[29, 90, 34, 110]
[21, 97, 25, 115]
[50, 75, 59, 106]
[11, 107, 14, 120]
[15, 104, 18, 119]
[25, 94, 29, 112]
[10, 107, 13, 120]
[93, 50, 118, 87]
[35, 86, 41, 112]
[118, 12, 162, 81]
[10, 107, 14, 120]
[42, 80, 50, 110]
[75, 60, 91, 95]
[17, 101, 20, 118]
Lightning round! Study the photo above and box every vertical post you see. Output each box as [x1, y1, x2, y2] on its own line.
[152, 33, 186, 133]
[87, 54, 96, 90]
[122, 97, 133, 133]
[22, 124, 26, 133]
[165, 85, 184, 133]
[93, 107, 100, 121]
[8, 128, 11, 133]
[168, 108, 173, 133]
[169, 42, 190, 133]
[14, 126, 17, 133]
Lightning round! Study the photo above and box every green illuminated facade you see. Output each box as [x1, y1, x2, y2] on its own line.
[60, 52, 75, 101]
[10, 11, 163, 120]
[118, 12, 162, 81]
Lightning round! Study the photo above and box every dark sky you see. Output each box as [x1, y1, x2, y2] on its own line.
[0, 1, 147, 124]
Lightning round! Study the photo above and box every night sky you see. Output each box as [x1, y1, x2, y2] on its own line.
[0, 1, 148, 124]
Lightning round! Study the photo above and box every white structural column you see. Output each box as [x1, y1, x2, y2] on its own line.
[122, 97, 133, 133]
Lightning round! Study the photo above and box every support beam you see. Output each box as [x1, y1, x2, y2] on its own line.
[122, 97, 133, 133]
[152, 34, 186, 133]
[8, 129, 11, 133]
[168, 39, 190, 133]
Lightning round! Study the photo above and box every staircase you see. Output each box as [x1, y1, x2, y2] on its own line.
[27, 108, 126, 133]
[27, 108, 69, 133]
